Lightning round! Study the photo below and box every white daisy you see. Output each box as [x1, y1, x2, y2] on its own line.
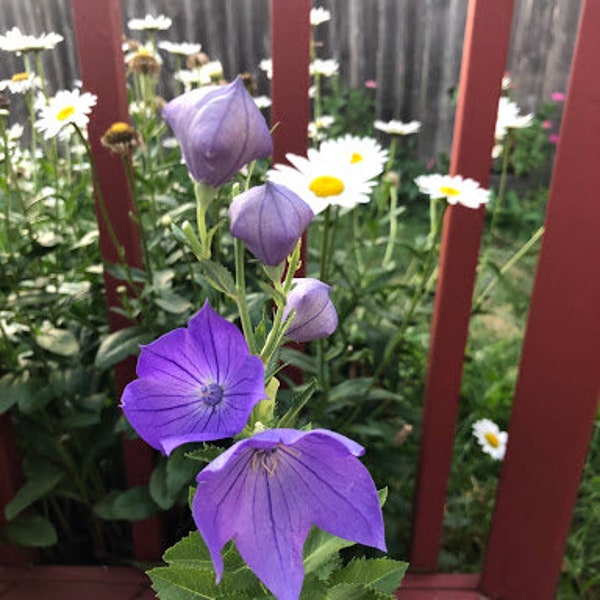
[199, 60, 224, 81]
[0, 27, 63, 54]
[414, 173, 489, 209]
[259, 58, 272, 79]
[253, 95, 272, 109]
[308, 115, 335, 141]
[158, 41, 201, 56]
[472, 418, 508, 461]
[35, 89, 97, 140]
[7, 123, 24, 141]
[268, 148, 374, 215]
[310, 59, 339, 78]
[310, 7, 331, 26]
[374, 119, 421, 136]
[174, 69, 211, 92]
[0, 72, 41, 94]
[495, 97, 533, 142]
[127, 14, 172, 31]
[320, 134, 388, 181]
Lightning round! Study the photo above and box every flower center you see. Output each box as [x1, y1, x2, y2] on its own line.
[199, 383, 224, 406]
[350, 152, 363, 164]
[309, 175, 345, 198]
[484, 432, 500, 448]
[439, 185, 460, 197]
[56, 105, 76, 121]
[11, 72, 29, 82]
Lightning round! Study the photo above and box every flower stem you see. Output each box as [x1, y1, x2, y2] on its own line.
[234, 237, 257, 354]
[382, 183, 399, 267]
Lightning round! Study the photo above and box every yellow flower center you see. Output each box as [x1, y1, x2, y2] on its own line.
[439, 186, 460, 197]
[11, 72, 29, 82]
[309, 175, 345, 198]
[484, 432, 500, 448]
[136, 48, 153, 57]
[350, 152, 363, 164]
[56, 105, 76, 121]
[109, 122, 131, 133]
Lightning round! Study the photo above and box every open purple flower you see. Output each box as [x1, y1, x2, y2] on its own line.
[162, 76, 273, 186]
[229, 181, 314, 266]
[283, 278, 338, 342]
[121, 302, 266, 455]
[192, 428, 386, 600]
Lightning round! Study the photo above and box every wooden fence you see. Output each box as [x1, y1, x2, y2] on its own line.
[1, 0, 599, 598]
[0, 0, 584, 159]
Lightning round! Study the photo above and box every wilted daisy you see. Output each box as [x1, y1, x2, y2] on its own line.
[158, 40, 201, 56]
[320, 134, 388, 181]
[414, 173, 489, 209]
[375, 119, 422, 136]
[310, 58, 339, 78]
[472, 418, 508, 460]
[269, 148, 374, 215]
[127, 14, 172, 31]
[310, 7, 331, 26]
[199, 60, 224, 82]
[126, 46, 163, 76]
[0, 72, 41, 94]
[253, 95, 272, 109]
[101, 122, 143, 155]
[0, 27, 63, 54]
[35, 89, 97, 140]
[174, 69, 211, 92]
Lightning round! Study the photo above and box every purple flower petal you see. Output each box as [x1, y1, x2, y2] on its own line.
[121, 302, 266, 454]
[283, 278, 338, 342]
[193, 428, 385, 600]
[229, 181, 314, 266]
[163, 76, 273, 186]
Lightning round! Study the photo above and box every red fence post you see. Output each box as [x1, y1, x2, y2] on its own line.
[410, 0, 515, 571]
[70, 0, 163, 561]
[481, 1, 597, 597]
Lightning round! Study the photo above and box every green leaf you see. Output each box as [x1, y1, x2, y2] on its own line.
[328, 582, 393, 600]
[198, 259, 236, 298]
[162, 531, 214, 570]
[1, 515, 57, 547]
[149, 566, 224, 600]
[154, 292, 193, 314]
[150, 449, 199, 510]
[0, 377, 32, 414]
[277, 379, 318, 428]
[330, 557, 408, 595]
[94, 327, 153, 370]
[303, 527, 357, 576]
[5, 465, 63, 520]
[93, 486, 158, 521]
[185, 445, 224, 465]
[35, 326, 79, 357]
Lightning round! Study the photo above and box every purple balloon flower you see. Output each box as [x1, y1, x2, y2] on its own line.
[283, 278, 338, 342]
[121, 302, 266, 455]
[162, 76, 273, 186]
[192, 428, 386, 600]
[229, 181, 314, 266]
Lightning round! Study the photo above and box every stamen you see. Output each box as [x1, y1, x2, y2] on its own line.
[199, 383, 224, 406]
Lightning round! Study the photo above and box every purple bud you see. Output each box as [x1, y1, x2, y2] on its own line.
[229, 182, 314, 266]
[162, 76, 273, 186]
[283, 278, 338, 342]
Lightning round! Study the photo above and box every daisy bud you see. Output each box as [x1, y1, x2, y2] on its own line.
[101, 122, 142, 155]
[229, 182, 314, 266]
[283, 278, 338, 343]
[163, 76, 273, 187]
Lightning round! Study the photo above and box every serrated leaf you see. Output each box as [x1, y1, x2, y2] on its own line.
[163, 531, 214, 570]
[330, 557, 408, 595]
[154, 292, 192, 314]
[93, 486, 158, 521]
[94, 326, 153, 370]
[35, 326, 79, 357]
[1, 514, 57, 547]
[198, 259, 236, 298]
[303, 527, 357, 576]
[328, 582, 392, 600]
[299, 573, 329, 599]
[185, 445, 224, 465]
[149, 566, 222, 600]
[5, 465, 63, 520]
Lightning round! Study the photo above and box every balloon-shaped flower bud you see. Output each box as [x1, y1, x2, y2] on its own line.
[162, 76, 273, 186]
[283, 278, 338, 342]
[229, 181, 314, 266]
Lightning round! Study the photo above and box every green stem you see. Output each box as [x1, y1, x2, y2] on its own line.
[234, 237, 256, 354]
[382, 183, 399, 267]
[1, 118, 11, 253]
[319, 206, 332, 282]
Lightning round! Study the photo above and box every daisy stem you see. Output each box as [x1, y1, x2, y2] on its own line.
[1, 118, 11, 252]
[319, 206, 333, 282]
[23, 87, 39, 193]
[382, 183, 399, 267]
[33, 51, 49, 99]
[234, 237, 257, 354]
[72, 123, 139, 300]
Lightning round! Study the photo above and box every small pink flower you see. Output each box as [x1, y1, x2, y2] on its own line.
[542, 120, 553, 130]
[551, 92, 565, 102]
[548, 133, 560, 145]
[426, 158, 436, 170]
[364, 79, 377, 89]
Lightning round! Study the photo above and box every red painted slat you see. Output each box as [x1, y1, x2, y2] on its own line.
[270, 0, 311, 166]
[70, 0, 162, 561]
[410, 0, 515, 571]
[481, 1, 596, 598]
